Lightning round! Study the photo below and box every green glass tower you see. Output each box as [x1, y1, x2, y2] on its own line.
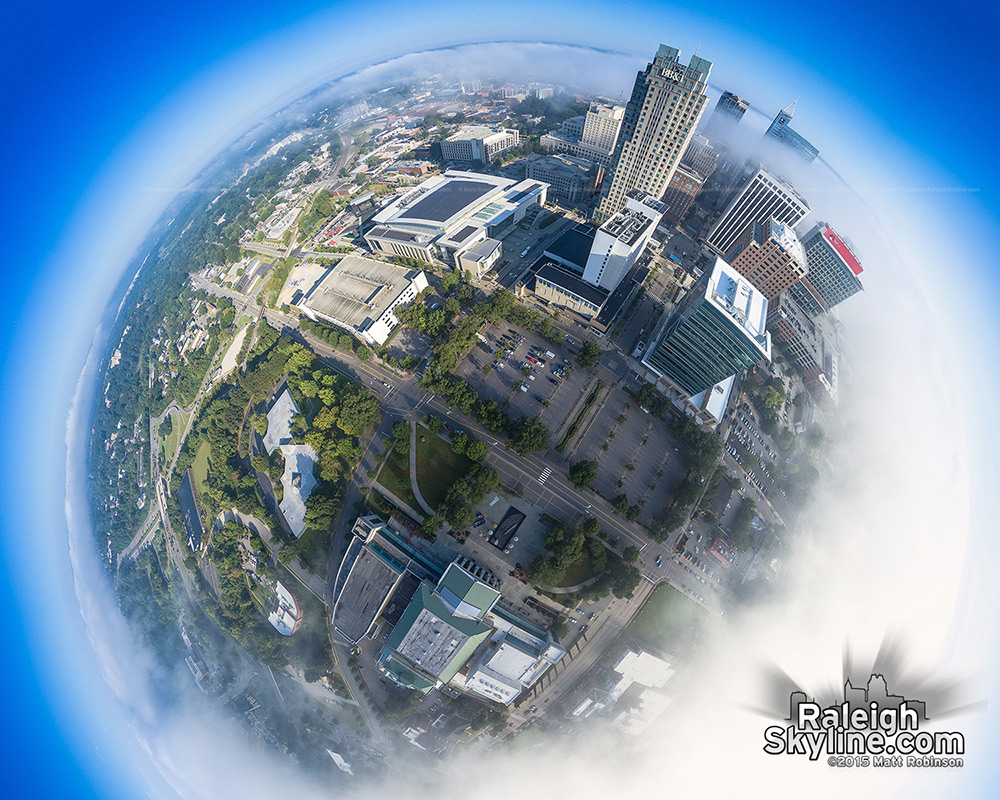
[643, 257, 771, 396]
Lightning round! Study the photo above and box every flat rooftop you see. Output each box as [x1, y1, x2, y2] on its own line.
[398, 179, 496, 223]
[380, 571, 423, 628]
[387, 585, 492, 682]
[536, 262, 610, 308]
[596, 264, 641, 325]
[544, 224, 596, 273]
[263, 386, 297, 454]
[603, 204, 660, 247]
[706, 257, 769, 350]
[462, 237, 502, 262]
[301, 255, 418, 328]
[821, 224, 863, 275]
[333, 545, 404, 643]
[446, 126, 503, 142]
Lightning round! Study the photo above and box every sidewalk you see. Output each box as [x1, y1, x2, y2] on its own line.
[408, 420, 436, 517]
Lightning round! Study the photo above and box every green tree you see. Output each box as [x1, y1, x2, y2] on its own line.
[607, 557, 641, 599]
[422, 515, 442, 534]
[250, 413, 268, 436]
[622, 546, 640, 563]
[355, 345, 371, 361]
[576, 340, 601, 368]
[611, 494, 629, 514]
[508, 416, 550, 455]
[568, 460, 597, 489]
[392, 420, 411, 442]
[466, 439, 488, 462]
[450, 431, 470, 455]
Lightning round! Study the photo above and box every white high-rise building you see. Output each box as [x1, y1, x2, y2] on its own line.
[581, 101, 625, 154]
[538, 102, 625, 169]
[706, 166, 810, 258]
[583, 190, 666, 291]
[596, 45, 712, 221]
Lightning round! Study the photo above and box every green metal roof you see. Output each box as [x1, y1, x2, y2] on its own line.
[381, 585, 492, 689]
[437, 564, 500, 619]
[380, 653, 436, 693]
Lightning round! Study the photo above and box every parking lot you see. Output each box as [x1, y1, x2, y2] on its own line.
[571, 389, 688, 526]
[725, 403, 785, 504]
[453, 322, 592, 437]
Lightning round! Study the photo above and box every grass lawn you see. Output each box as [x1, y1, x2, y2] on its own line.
[414, 428, 475, 510]
[552, 554, 597, 588]
[627, 584, 706, 653]
[161, 412, 181, 464]
[172, 408, 193, 458]
[246, 574, 271, 614]
[375, 447, 420, 512]
[191, 440, 211, 497]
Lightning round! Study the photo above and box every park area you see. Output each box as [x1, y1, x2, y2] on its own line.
[191, 441, 211, 496]
[627, 584, 706, 653]
[414, 426, 474, 510]
[552, 553, 598, 589]
[159, 408, 192, 465]
[375, 443, 419, 512]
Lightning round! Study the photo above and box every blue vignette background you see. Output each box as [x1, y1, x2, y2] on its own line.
[1, 0, 999, 798]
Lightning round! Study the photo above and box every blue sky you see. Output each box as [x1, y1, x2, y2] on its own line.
[2, 0, 999, 797]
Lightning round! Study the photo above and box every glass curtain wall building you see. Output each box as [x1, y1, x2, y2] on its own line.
[643, 257, 771, 395]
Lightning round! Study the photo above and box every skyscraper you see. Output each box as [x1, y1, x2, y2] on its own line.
[706, 90, 748, 137]
[787, 222, 864, 315]
[726, 217, 807, 301]
[643, 257, 771, 396]
[706, 166, 810, 258]
[596, 44, 712, 221]
[762, 101, 819, 162]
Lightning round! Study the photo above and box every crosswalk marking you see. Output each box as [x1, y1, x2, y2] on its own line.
[538, 467, 552, 485]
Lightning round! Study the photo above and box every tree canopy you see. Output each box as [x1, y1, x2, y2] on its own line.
[569, 459, 598, 489]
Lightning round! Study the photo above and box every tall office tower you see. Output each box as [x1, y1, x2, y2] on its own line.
[595, 44, 712, 222]
[762, 101, 819, 162]
[581, 101, 626, 154]
[706, 90, 748, 136]
[706, 166, 810, 257]
[583, 190, 666, 291]
[679, 133, 720, 179]
[787, 222, 864, 315]
[661, 164, 705, 225]
[643, 257, 771, 396]
[726, 217, 807, 301]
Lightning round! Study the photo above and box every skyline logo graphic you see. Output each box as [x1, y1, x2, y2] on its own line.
[764, 672, 965, 768]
